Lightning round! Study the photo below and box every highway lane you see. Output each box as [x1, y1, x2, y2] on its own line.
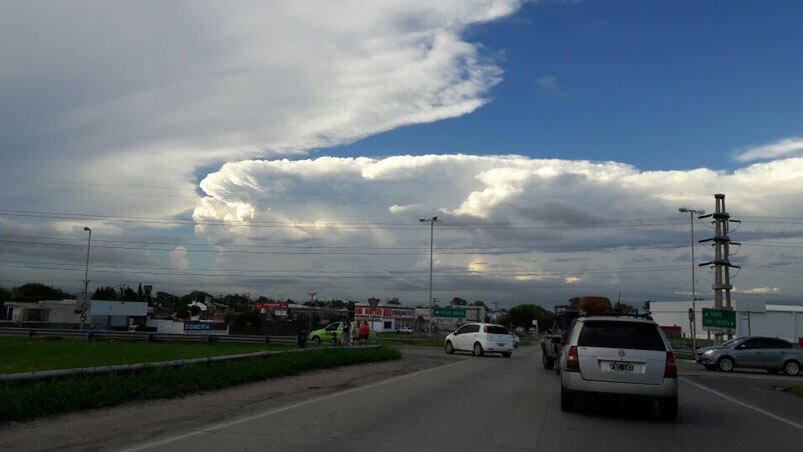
[121, 347, 802, 452]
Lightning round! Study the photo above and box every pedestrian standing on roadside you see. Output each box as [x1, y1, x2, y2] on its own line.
[297, 329, 308, 349]
[342, 319, 351, 346]
[359, 320, 370, 345]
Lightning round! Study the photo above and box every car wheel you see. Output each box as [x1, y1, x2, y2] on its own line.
[473, 342, 484, 357]
[560, 387, 576, 412]
[703, 364, 717, 371]
[783, 360, 800, 376]
[658, 396, 678, 421]
[502, 352, 512, 358]
[312, 336, 321, 345]
[542, 352, 555, 370]
[445, 341, 454, 354]
[717, 357, 734, 372]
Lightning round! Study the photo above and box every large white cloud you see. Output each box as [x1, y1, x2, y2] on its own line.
[188, 154, 803, 303]
[0, 0, 520, 218]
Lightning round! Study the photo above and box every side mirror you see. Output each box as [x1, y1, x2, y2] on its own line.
[735, 344, 745, 350]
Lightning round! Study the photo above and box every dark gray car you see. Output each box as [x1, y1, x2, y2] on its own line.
[697, 336, 802, 376]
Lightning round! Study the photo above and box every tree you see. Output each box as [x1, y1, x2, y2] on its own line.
[12, 283, 73, 301]
[506, 304, 555, 331]
[0, 287, 10, 318]
[137, 283, 144, 301]
[471, 300, 486, 307]
[451, 297, 467, 306]
[92, 286, 118, 300]
[120, 286, 138, 301]
[386, 297, 401, 305]
[613, 301, 637, 315]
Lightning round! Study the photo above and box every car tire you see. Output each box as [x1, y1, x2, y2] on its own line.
[703, 364, 717, 371]
[542, 351, 555, 369]
[658, 396, 678, 421]
[312, 336, 321, 345]
[473, 342, 484, 357]
[783, 360, 800, 376]
[717, 357, 734, 372]
[445, 341, 454, 355]
[502, 352, 512, 358]
[560, 387, 576, 412]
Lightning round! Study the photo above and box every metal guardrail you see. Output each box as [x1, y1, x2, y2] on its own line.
[0, 327, 297, 344]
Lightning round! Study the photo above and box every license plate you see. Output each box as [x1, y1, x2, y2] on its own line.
[609, 361, 635, 372]
[497, 343, 506, 347]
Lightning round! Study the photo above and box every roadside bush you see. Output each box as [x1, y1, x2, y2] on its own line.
[0, 346, 400, 422]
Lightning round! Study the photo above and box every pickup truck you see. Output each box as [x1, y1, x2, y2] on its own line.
[540, 305, 578, 371]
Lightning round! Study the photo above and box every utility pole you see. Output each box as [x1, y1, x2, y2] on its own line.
[699, 194, 740, 342]
[307, 292, 317, 332]
[679, 207, 704, 353]
[419, 216, 440, 339]
[81, 227, 92, 330]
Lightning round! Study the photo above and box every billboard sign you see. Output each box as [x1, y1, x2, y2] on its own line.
[433, 306, 466, 319]
[702, 308, 736, 330]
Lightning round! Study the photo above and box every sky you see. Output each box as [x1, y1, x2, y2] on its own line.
[2, 0, 803, 307]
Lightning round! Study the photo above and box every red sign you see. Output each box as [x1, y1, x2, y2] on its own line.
[355, 305, 414, 320]
[255, 302, 289, 313]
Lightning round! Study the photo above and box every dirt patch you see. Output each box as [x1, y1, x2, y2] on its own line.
[0, 349, 458, 452]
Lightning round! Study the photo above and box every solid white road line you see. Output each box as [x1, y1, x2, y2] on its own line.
[681, 377, 803, 432]
[116, 358, 470, 452]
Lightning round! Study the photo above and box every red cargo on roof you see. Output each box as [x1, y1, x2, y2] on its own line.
[577, 296, 611, 315]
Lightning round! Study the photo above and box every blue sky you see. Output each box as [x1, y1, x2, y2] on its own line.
[329, 1, 803, 171]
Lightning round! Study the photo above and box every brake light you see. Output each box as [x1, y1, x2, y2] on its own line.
[664, 351, 677, 378]
[566, 345, 580, 372]
[483, 325, 489, 333]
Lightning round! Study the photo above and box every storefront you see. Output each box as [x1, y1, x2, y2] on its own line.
[354, 304, 415, 332]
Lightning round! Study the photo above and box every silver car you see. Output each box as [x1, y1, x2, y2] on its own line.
[697, 336, 802, 376]
[559, 316, 679, 420]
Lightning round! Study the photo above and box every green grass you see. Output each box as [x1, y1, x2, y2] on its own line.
[0, 337, 293, 373]
[786, 385, 803, 398]
[0, 346, 401, 422]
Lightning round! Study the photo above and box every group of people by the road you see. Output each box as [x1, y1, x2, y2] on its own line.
[296, 319, 372, 348]
[341, 320, 371, 346]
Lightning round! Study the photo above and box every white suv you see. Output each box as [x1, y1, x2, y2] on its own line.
[559, 316, 678, 420]
[445, 323, 515, 357]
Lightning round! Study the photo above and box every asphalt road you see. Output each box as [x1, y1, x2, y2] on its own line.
[118, 347, 802, 452]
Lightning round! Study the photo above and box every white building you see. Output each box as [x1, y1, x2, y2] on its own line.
[649, 300, 803, 344]
[4, 299, 81, 324]
[90, 300, 148, 330]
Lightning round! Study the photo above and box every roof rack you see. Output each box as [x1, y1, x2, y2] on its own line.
[579, 311, 653, 321]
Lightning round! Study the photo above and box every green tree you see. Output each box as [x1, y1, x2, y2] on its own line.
[471, 300, 486, 307]
[386, 297, 401, 305]
[451, 297, 467, 306]
[0, 287, 10, 318]
[12, 283, 73, 301]
[506, 304, 554, 331]
[92, 286, 118, 300]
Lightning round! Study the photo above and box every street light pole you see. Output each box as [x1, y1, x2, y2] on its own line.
[81, 227, 92, 330]
[419, 216, 440, 339]
[679, 208, 704, 354]
[307, 292, 317, 332]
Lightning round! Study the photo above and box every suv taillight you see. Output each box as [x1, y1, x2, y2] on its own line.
[566, 345, 580, 372]
[483, 325, 489, 333]
[664, 351, 677, 378]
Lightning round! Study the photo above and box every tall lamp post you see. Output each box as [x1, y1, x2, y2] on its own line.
[81, 227, 92, 329]
[678, 208, 704, 354]
[419, 216, 440, 339]
[307, 292, 317, 332]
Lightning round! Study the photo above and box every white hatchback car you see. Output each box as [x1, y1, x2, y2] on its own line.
[445, 323, 515, 357]
[559, 316, 678, 420]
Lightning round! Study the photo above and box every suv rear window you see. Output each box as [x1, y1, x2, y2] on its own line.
[486, 326, 509, 334]
[578, 321, 666, 351]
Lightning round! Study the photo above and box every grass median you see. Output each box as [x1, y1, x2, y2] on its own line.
[0, 337, 293, 373]
[0, 346, 401, 422]
[786, 384, 803, 398]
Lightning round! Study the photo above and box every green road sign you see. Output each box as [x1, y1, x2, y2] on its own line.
[702, 308, 736, 330]
[433, 306, 466, 318]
